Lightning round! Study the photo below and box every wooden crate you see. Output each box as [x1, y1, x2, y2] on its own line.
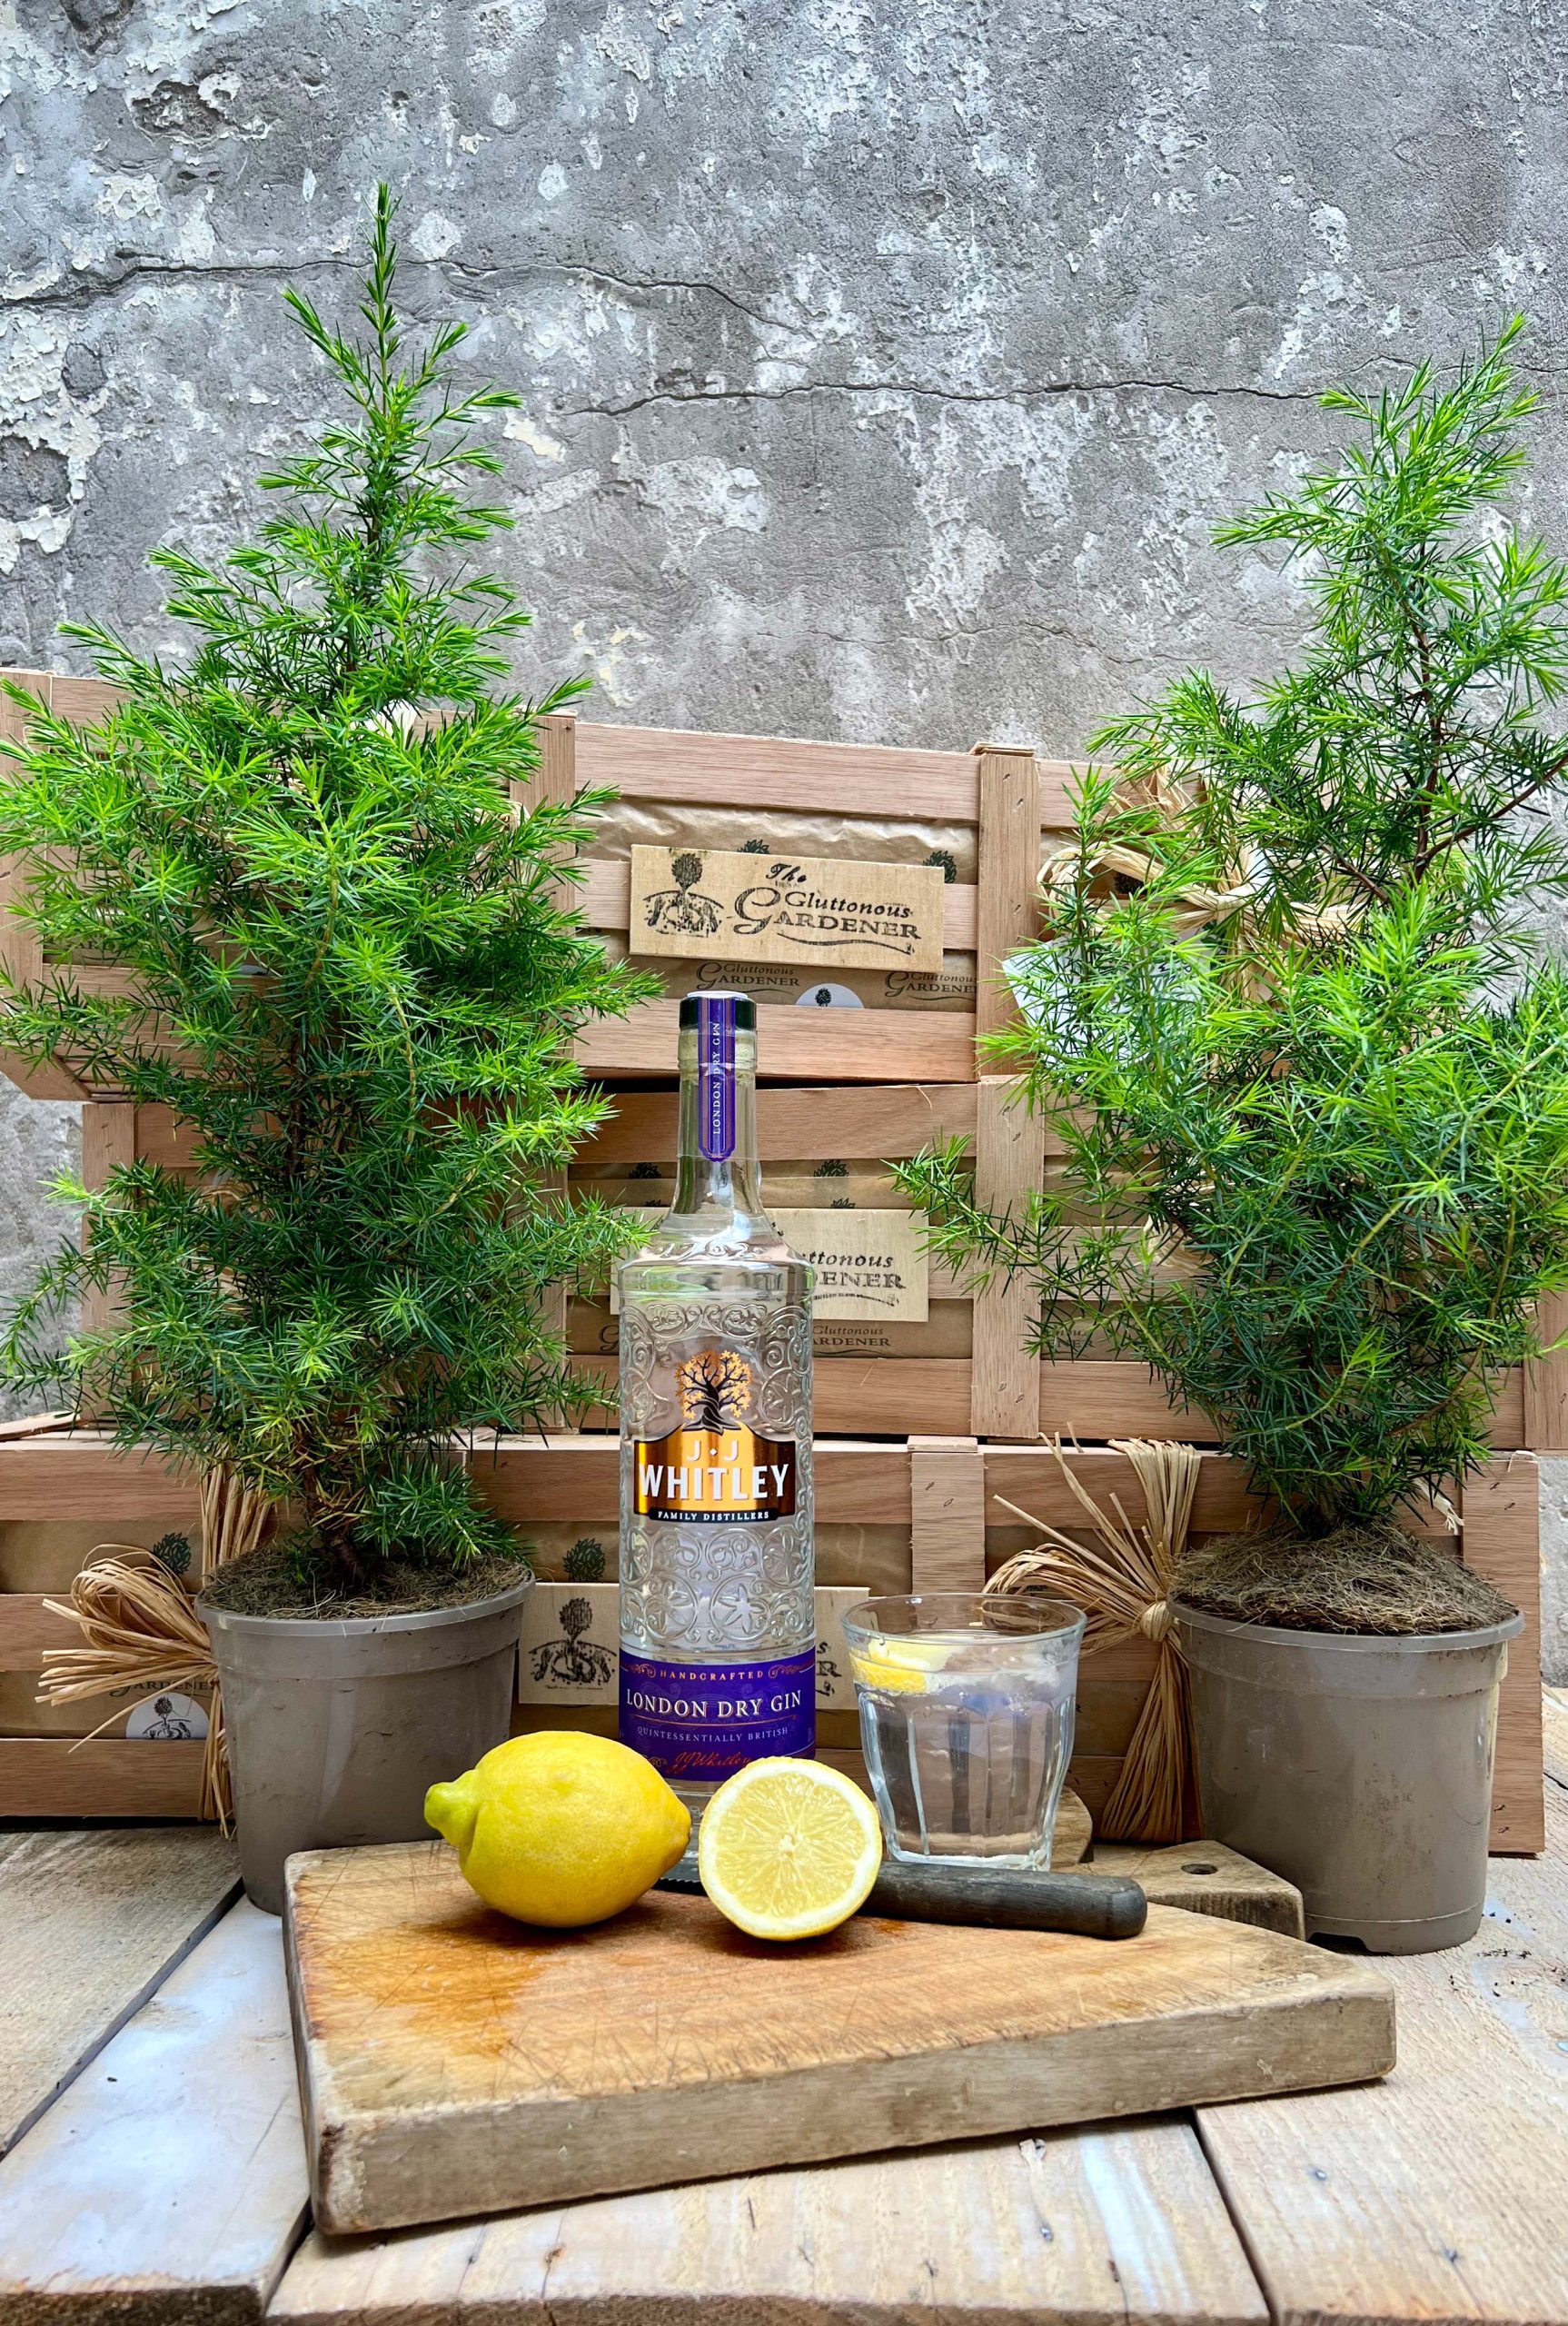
[538, 714, 1052, 1084]
[0, 676, 1054, 1093]
[0, 1424, 1541, 1851]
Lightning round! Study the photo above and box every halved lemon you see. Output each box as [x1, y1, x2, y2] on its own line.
[698, 1757, 883, 1941]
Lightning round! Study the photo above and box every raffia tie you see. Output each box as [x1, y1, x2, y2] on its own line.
[36, 1467, 272, 1827]
[986, 1436, 1202, 1845]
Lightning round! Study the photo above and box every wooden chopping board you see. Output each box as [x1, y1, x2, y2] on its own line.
[285, 1841, 1394, 2236]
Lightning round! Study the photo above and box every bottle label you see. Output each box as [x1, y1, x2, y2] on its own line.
[633, 1424, 797, 1522]
[634, 1345, 796, 1521]
[620, 1647, 816, 1780]
[697, 993, 736, 1160]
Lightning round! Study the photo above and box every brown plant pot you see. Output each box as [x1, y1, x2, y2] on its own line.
[201, 1575, 532, 1914]
[1176, 1598, 1523, 1953]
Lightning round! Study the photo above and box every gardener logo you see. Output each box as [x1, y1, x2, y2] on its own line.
[530, 1596, 615, 1690]
[640, 850, 722, 939]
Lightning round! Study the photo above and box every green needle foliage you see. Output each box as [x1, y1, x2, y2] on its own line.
[899, 323, 1568, 1542]
[0, 188, 654, 1590]
[1097, 316, 1568, 959]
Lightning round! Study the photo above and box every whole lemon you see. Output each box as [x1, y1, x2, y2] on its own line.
[425, 1732, 690, 1927]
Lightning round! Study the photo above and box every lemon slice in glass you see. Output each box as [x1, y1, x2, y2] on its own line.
[850, 1635, 954, 1695]
[698, 1757, 883, 1941]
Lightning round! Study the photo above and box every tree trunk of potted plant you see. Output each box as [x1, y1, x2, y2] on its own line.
[0, 190, 655, 1911]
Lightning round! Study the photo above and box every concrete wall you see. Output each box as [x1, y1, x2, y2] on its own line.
[2, 1, 1567, 1654]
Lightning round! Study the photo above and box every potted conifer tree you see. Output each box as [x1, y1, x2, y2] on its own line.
[0, 192, 650, 1912]
[902, 323, 1568, 1951]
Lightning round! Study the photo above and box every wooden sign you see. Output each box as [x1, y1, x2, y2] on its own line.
[629, 847, 944, 974]
[518, 1585, 619, 1707]
[779, 1208, 928, 1323]
[609, 1208, 928, 1324]
[517, 1584, 868, 1713]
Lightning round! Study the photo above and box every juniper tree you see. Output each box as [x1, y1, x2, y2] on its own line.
[0, 189, 652, 1590]
[899, 325, 1568, 1543]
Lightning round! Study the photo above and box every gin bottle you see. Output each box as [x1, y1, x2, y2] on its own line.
[618, 991, 814, 1826]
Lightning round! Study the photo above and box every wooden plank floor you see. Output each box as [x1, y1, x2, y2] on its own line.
[0, 1824, 238, 2154]
[0, 1899, 310, 2326]
[272, 2121, 1269, 2326]
[0, 1713, 1565, 2321]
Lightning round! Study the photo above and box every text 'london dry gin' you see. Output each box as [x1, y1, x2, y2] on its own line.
[618, 991, 814, 1824]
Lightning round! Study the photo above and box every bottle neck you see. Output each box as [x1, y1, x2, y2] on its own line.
[670, 1009, 767, 1227]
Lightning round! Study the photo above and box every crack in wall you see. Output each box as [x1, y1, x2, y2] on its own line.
[0, 255, 1348, 408]
[0, 257, 1347, 410]
[4, 253, 821, 342]
[17, 254, 1542, 426]
[563, 377, 1326, 417]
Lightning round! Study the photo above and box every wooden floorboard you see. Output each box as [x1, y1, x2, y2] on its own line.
[0, 1900, 309, 2326]
[0, 1824, 238, 2154]
[1196, 1714, 1568, 2326]
[270, 2116, 1267, 2326]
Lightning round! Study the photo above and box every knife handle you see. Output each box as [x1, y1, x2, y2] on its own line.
[865, 1861, 1147, 1941]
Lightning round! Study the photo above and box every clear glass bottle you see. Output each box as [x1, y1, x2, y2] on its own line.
[618, 991, 815, 1837]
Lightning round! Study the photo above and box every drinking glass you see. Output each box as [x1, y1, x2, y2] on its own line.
[843, 1591, 1086, 1868]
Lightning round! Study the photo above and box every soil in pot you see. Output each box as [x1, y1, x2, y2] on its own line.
[1174, 1520, 1520, 1954]
[200, 1534, 531, 1621]
[1176, 1515, 1518, 1635]
[200, 1541, 534, 1916]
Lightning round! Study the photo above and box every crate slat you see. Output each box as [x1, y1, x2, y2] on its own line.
[581, 1082, 983, 1168]
[1460, 1455, 1545, 1853]
[1523, 1287, 1568, 1453]
[908, 1436, 986, 1592]
[971, 1076, 1045, 1438]
[576, 998, 978, 1082]
[0, 1738, 206, 1818]
[574, 721, 979, 820]
[0, 1594, 77, 1671]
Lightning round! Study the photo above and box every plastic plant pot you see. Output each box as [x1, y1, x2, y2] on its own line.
[201, 1573, 532, 1914]
[1176, 1598, 1523, 1953]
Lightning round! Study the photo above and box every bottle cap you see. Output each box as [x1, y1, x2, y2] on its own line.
[679, 990, 756, 1029]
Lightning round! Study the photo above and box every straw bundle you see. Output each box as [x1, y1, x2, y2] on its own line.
[987, 1437, 1203, 1844]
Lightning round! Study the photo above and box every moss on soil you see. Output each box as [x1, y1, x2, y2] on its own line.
[1175, 1516, 1517, 1635]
